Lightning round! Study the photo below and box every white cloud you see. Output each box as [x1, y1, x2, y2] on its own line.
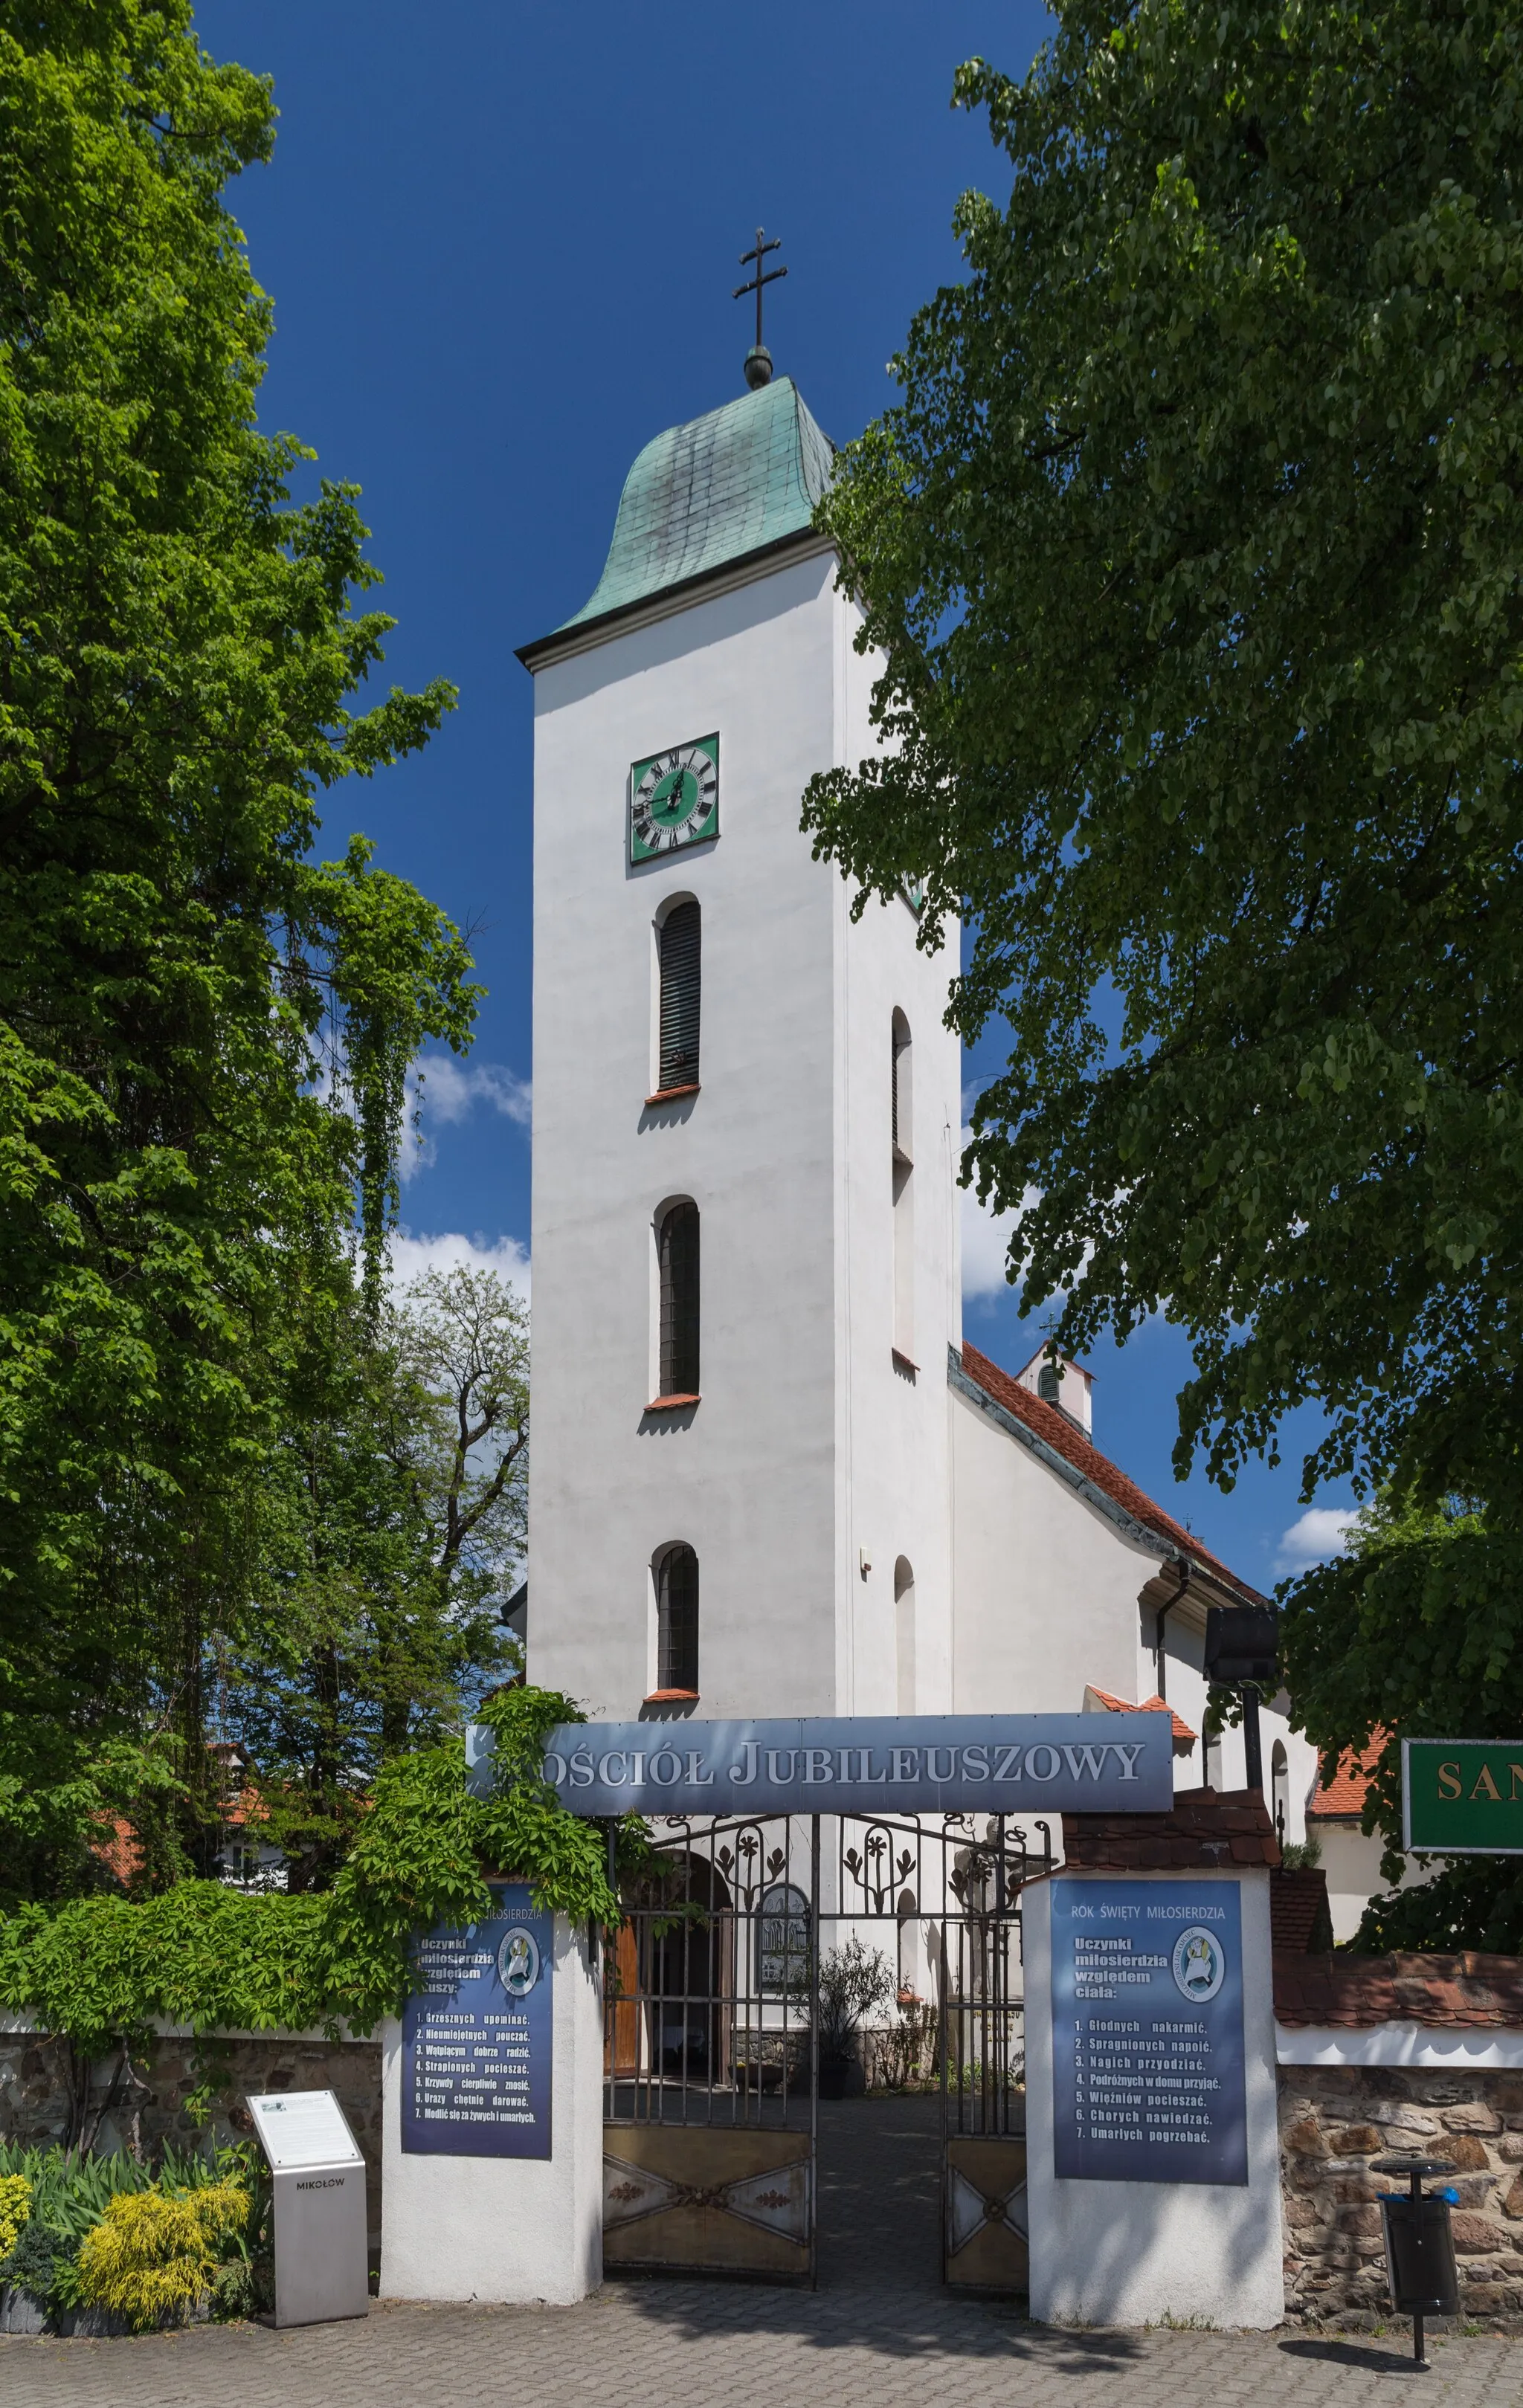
[398, 1056, 532, 1186]
[388, 1230, 531, 1303]
[962, 1183, 1022, 1300]
[415, 1056, 532, 1129]
[1275, 1507, 1358, 1577]
[959, 1123, 1035, 1301]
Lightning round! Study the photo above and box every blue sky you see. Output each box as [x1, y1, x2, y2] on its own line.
[196, 1, 1356, 1598]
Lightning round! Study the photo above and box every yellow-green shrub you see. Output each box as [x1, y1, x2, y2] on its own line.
[0, 2173, 30, 2260]
[76, 2181, 248, 2331]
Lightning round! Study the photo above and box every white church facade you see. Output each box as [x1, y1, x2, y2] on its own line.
[517, 371, 1321, 1850]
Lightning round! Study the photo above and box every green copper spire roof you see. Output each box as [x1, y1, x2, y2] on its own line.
[558, 377, 834, 634]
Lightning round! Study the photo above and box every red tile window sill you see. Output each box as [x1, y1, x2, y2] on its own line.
[646, 1392, 701, 1411]
[645, 1690, 700, 1704]
[891, 1349, 918, 1376]
[645, 1083, 700, 1105]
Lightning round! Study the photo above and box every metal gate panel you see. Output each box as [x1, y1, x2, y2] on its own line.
[602, 1810, 1047, 2293]
[944, 2134, 1028, 2292]
[603, 2125, 812, 2279]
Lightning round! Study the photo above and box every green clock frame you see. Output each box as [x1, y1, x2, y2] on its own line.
[629, 734, 719, 864]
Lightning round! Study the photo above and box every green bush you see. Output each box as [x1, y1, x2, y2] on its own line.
[0, 2139, 268, 2326]
[0, 1690, 631, 2054]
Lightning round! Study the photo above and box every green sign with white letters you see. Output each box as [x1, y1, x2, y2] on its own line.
[1403, 1738, 1523, 1854]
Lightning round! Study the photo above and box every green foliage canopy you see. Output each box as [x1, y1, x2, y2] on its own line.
[805, 0, 1523, 1527]
[802, 1, 1523, 1940]
[222, 1265, 528, 1888]
[0, 2, 478, 1893]
[0, 1689, 622, 2056]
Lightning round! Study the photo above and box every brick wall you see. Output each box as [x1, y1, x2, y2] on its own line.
[0, 2030, 384, 2236]
[1280, 2062, 1523, 2328]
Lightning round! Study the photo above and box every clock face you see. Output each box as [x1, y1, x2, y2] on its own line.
[630, 734, 719, 863]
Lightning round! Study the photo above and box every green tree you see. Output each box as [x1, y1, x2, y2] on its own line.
[223, 1266, 529, 1889]
[0, 1, 477, 1901]
[801, 0, 1523, 1933]
[1284, 1491, 1523, 1952]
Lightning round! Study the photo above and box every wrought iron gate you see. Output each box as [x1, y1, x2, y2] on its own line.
[601, 1809, 1047, 2288]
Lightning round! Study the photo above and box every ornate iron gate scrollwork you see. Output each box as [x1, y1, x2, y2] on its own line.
[602, 1809, 1046, 2289]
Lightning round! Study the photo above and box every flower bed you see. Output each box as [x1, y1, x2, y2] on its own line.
[0, 2138, 270, 2334]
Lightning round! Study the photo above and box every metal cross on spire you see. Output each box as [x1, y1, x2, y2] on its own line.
[734, 227, 787, 390]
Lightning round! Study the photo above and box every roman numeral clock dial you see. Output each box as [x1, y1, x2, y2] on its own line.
[629, 735, 719, 863]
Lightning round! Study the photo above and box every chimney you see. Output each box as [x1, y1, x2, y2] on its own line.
[1017, 1346, 1095, 1438]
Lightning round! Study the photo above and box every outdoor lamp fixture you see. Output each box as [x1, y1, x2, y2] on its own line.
[1202, 1604, 1278, 1797]
[1371, 2153, 1461, 2371]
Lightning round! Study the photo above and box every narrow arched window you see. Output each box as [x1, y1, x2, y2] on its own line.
[658, 1200, 700, 1397]
[655, 1543, 700, 1694]
[891, 1010, 912, 1162]
[657, 900, 701, 1092]
[892, 1012, 914, 1360]
[1272, 1740, 1289, 1841]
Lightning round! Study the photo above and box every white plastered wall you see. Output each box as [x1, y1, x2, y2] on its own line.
[1311, 1821, 1431, 1943]
[947, 1384, 1165, 1717]
[949, 1375, 1324, 1833]
[1143, 1615, 1320, 1836]
[526, 546, 959, 1720]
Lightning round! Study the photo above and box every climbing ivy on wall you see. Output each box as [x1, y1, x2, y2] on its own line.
[0, 1691, 628, 2059]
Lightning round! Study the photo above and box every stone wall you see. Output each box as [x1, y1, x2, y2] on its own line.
[1280, 2062, 1523, 2330]
[0, 2030, 384, 2236]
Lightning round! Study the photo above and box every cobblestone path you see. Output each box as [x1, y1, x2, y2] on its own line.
[3, 2097, 1520, 2407]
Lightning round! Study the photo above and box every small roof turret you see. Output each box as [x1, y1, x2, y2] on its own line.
[521, 378, 833, 665]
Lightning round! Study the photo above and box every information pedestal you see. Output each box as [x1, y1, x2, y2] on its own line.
[247, 2090, 369, 2328]
[1025, 1851, 1283, 2328]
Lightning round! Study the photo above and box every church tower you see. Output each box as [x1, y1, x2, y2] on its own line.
[518, 369, 961, 1723]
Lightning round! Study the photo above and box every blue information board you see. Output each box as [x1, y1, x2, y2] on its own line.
[1051, 1877, 1247, 2186]
[402, 1885, 553, 2158]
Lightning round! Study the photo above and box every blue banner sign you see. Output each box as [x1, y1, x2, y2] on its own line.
[465, 1714, 1172, 1818]
[1051, 1876, 1247, 2186]
[402, 1885, 553, 2159]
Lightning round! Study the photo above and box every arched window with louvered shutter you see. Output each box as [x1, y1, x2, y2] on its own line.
[657, 1199, 700, 1398]
[654, 1543, 700, 1694]
[891, 1012, 914, 1362]
[657, 900, 701, 1093]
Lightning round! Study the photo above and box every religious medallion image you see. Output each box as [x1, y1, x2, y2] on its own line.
[1171, 1925, 1226, 2004]
[498, 1926, 541, 1998]
[629, 734, 719, 862]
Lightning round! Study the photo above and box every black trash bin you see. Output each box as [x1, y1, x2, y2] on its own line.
[1372, 2153, 1458, 2369]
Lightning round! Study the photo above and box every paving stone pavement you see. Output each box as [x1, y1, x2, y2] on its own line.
[4, 2098, 1523, 2407]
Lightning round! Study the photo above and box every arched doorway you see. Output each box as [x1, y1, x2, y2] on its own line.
[629, 1848, 735, 2087]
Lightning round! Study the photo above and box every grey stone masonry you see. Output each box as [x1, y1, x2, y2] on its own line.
[0, 2030, 383, 2232]
[1280, 2062, 1523, 2328]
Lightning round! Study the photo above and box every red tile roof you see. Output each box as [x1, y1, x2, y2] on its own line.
[1271, 1868, 1335, 1954]
[1274, 1952, 1523, 2029]
[1309, 1733, 1387, 1820]
[1062, 1785, 1281, 1871]
[91, 1814, 144, 1888]
[959, 1343, 1263, 1600]
[1085, 1683, 1198, 1747]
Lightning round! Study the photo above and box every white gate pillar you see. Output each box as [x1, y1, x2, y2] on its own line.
[380, 1894, 603, 2304]
[1024, 1792, 1284, 2328]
